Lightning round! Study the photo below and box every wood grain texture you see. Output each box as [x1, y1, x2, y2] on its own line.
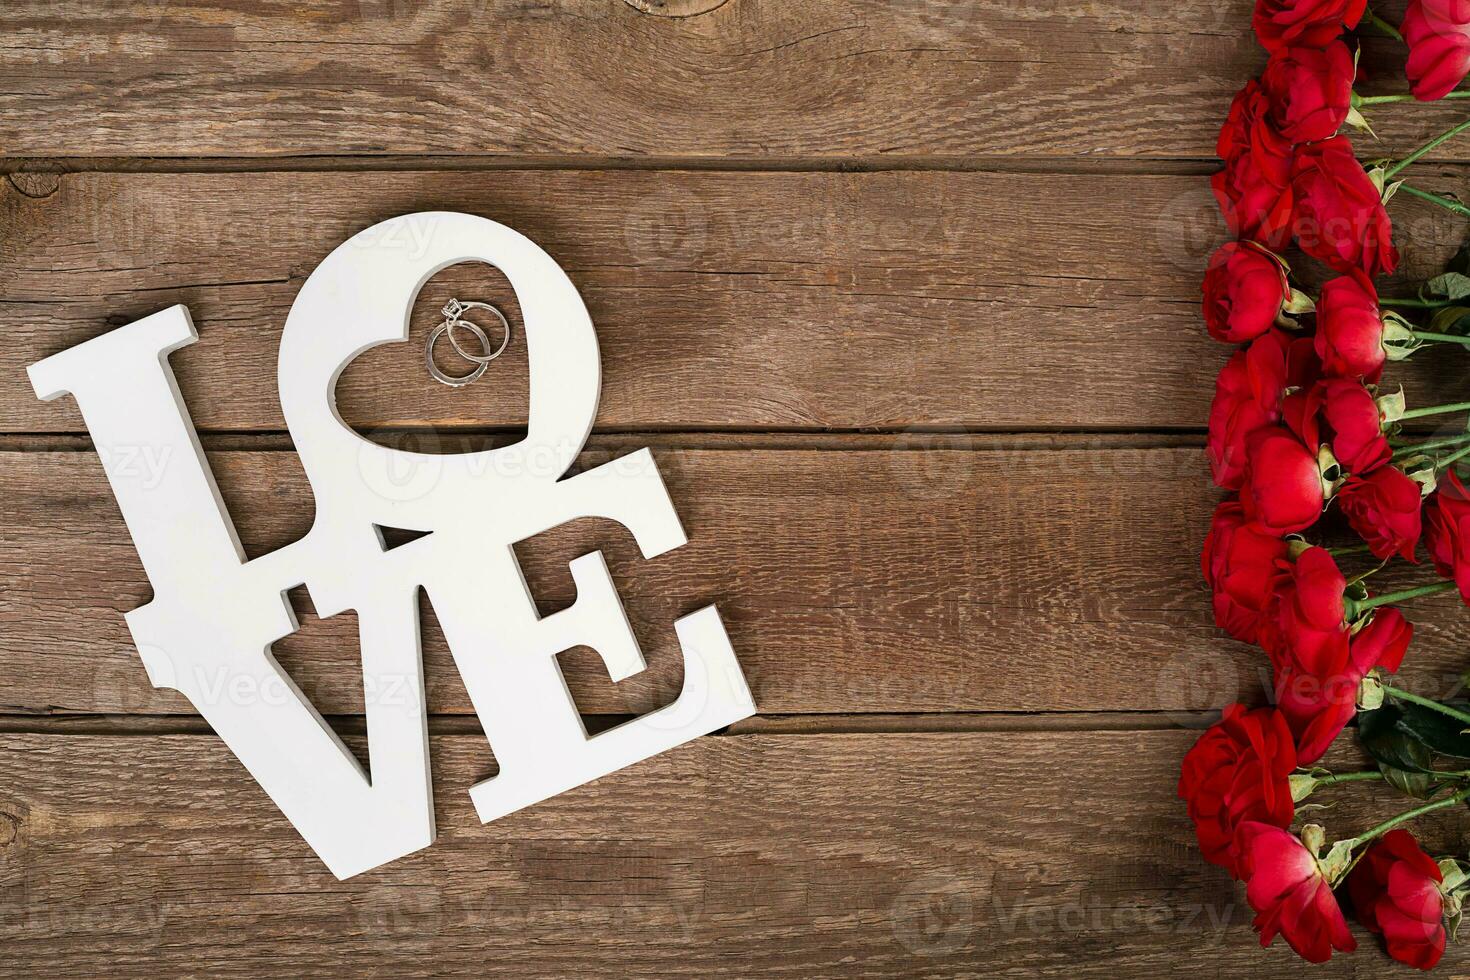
[0, 0, 1254, 160]
[11, 5, 1470, 975]
[622, 0, 731, 16]
[3, 729, 1459, 977]
[6, 441, 1469, 718]
[2, 0, 1467, 162]
[4, 168, 1217, 432]
[7, 167, 1470, 434]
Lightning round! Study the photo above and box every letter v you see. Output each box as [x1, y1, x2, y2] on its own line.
[29, 306, 434, 878]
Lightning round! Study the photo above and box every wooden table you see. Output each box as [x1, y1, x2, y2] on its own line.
[4, 2, 1470, 975]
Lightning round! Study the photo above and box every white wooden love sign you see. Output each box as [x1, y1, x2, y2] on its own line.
[26, 212, 756, 879]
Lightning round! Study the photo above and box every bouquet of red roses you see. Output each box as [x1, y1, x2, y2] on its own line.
[1185, 0, 1470, 969]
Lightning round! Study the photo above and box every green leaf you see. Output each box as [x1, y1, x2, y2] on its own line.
[1382, 761, 1438, 799]
[1362, 698, 1470, 763]
[1426, 272, 1470, 300]
[1393, 699, 1470, 759]
[1430, 305, 1470, 335]
[1359, 704, 1439, 771]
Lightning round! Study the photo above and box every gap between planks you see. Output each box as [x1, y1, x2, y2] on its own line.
[0, 710, 1216, 737]
[0, 430, 1208, 454]
[1, 154, 1224, 178]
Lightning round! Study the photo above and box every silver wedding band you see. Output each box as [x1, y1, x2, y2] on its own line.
[426, 318, 491, 388]
[446, 300, 511, 364]
[425, 298, 512, 388]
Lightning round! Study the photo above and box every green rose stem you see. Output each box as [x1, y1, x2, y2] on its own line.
[1380, 296, 1461, 309]
[1399, 400, 1470, 419]
[1340, 786, 1470, 851]
[1392, 432, 1470, 456]
[1358, 92, 1470, 105]
[1438, 442, 1470, 470]
[1349, 580, 1459, 616]
[1397, 184, 1470, 218]
[1317, 785, 1470, 883]
[1386, 684, 1470, 725]
[1362, 9, 1405, 42]
[1409, 329, 1470, 346]
[1385, 117, 1470, 179]
[1314, 770, 1387, 787]
[1316, 767, 1470, 783]
[1327, 543, 1376, 558]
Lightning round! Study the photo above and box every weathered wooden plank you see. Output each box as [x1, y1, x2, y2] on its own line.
[0, 730, 1457, 977]
[1, 168, 1216, 432]
[6, 168, 1470, 433]
[1, 0, 1464, 162]
[6, 442, 1469, 718]
[0, 0, 1258, 160]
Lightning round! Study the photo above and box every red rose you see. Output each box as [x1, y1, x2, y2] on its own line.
[1338, 466, 1424, 562]
[1213, 81, 1296, 249]
[1177, 705, 1298, 876]
[1202, 499, 1292, 643]
[1265, 545, 1348, 677]
[1208, 331, 1292, 489]
[1404, 0, 1470, 101]
[1291, 137, 1399, 277]
[1284, 378, 1390, 473]
[1262, 41, 1356, 142]
[1319, 379, 1390, 472]
[1210, 350, 1279, 490]
[1315, 269, 1388, 381]
[1424, 469, 1470, 601]
[1242, 426, 1326, 534]
[1209, 329, 1322, 497]
[1274, 607, 1412, 762]
[1254, 0, 1367, 52]
[1202, 242, 1291, 343]
[1347, 830, 1447, 970]
[1236, 822, 1357, 962]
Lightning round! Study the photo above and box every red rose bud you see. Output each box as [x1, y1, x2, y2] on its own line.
[1338, 466, 1424, 562]
[1242, 426, 1328, 534]
[1285, 329, 1326, 391]
[1355, 606, 1412, 674]
[1208, 331, 1319, 490]
[1177, 705, 1298, 877]
[1209, 352, 1277, 490]
[1284, 378, 1391, 473]
[1262, 41, 1356, 142]
[1314, 269, 1407, 381]
[1202, 242, 1294, 343]
[1203, 499, 1292, 643]
[1274, 606, 1412, 763]
[1291, 137, 1400, 277]
[1404, 0, 1470, 101]
[1265, 545, 1349, 678]
[1256, 325, 1324, 400]
[1347, 830, 1447, 970]
[1320, 379, 1391, 472]
[1424, 469, 1470, 602]
[1209, 341, 1285, 489]
[1253, 0, 1367, 53]
[1213, 81, 1296, 249]
[1235, 822, 1357, 962]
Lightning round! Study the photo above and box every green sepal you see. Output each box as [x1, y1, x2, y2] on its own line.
[1283, 287, 1316, 315]
[1377, 387, 1406, 424]
[1382, 314, 1421, 361]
